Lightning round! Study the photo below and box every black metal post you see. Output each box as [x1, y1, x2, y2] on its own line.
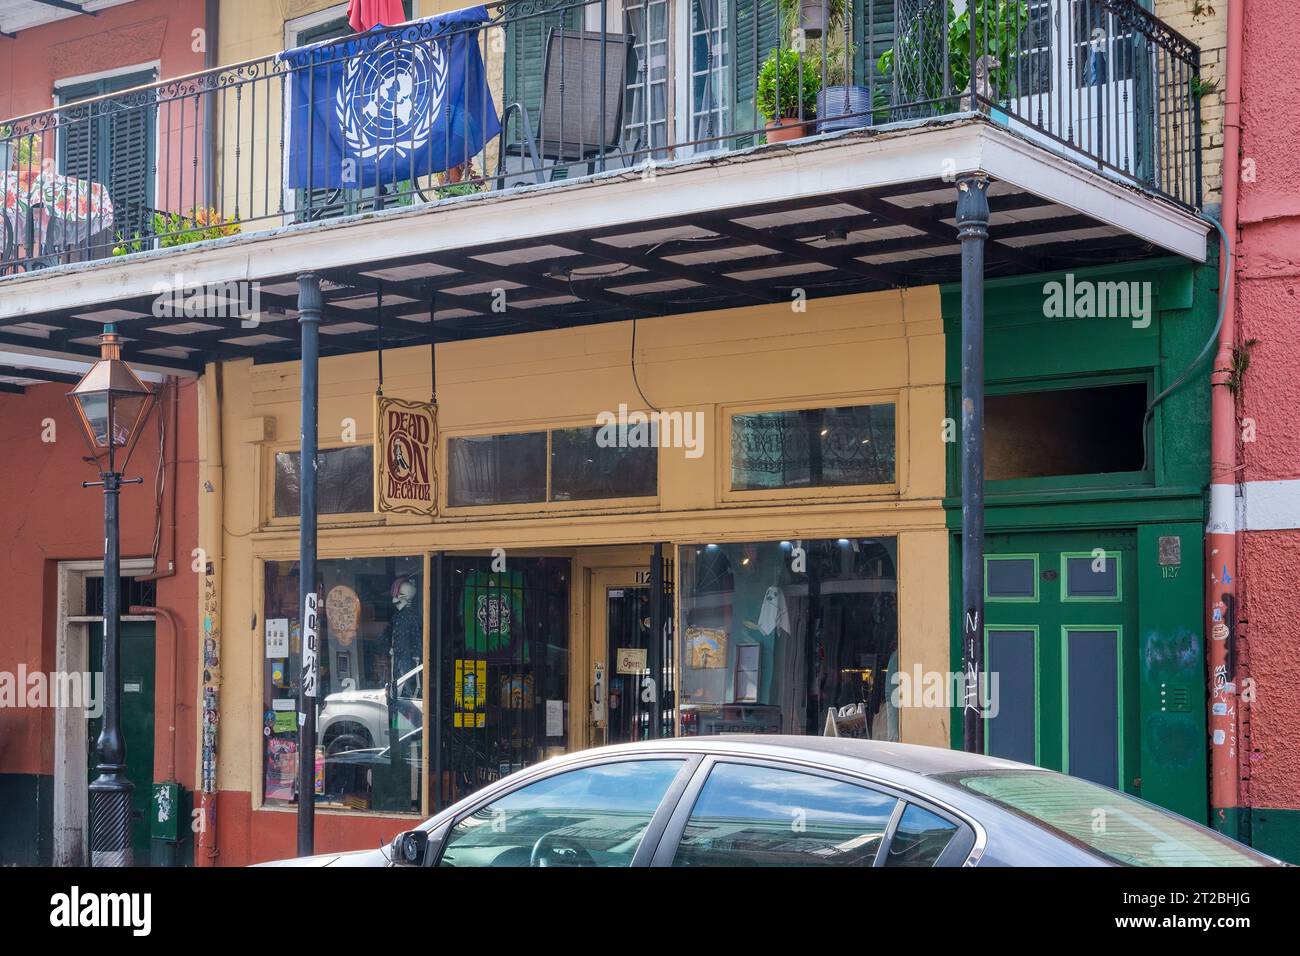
[297, 272, 322, 856]
[89, 471, 132, 866]
[432, 551, 444, 812]
[648, 543, 663, 740]
[956, 174, 989, 755]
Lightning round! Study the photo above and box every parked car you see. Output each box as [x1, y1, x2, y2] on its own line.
[256, 737, 1283, 867]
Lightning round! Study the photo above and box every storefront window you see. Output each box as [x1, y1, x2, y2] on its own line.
[449, 427, 658, 507]
[730, 404, 896, 491]
[447, 432, 547, 506]
[551, 425, 657, 500]
[437, 555, 570, 807]
[274, 446, 375, 517]
[262, 555, 423, 813]
[677, 538, 899, 738]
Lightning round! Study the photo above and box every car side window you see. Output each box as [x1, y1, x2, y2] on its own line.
[671, 762, 898, 867]
[883, 803, 959, 867]
[438, 759, 686, 867]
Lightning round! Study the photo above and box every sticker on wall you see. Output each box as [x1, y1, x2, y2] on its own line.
[325, 585, 361, 647]
[374, 395, 438, 516]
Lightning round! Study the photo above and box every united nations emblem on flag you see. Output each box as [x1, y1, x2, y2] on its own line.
[336, 35, 447, 165]
[283, 7, 501, 189]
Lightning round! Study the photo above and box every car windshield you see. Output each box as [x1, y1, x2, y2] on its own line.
[936, 771, 1277, 867]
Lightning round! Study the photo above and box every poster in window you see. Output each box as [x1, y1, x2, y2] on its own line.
[374, 395, 438, 516]
[325, 584, 360, 647]
[686, 626, 727, 669]
[264, 738, 297, 801]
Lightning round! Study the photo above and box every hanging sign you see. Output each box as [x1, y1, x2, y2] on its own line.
[615, 647, 647, 675]
[374, 395, 438, 516]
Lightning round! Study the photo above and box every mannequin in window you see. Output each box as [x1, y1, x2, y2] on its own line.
[388, 577, 422, 690]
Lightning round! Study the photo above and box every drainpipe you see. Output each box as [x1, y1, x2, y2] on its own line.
[1207, 0, 1244, 833]
[129, 606, 183, 783]
[139, 377, 180, 583]
[196, 364, 225, 865]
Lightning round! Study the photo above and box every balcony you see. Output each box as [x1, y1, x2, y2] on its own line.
[0, 0, 1207, 373]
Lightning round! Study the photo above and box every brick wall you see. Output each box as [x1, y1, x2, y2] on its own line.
[1155, 0, 1227, 207]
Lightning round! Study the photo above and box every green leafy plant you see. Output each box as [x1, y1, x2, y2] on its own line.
[1189, 74, 1219, 100]
[112, 207, 240, 256]
[1227, 338, 1259, 397]
[0, 125, 40, 170]
[757, 46, 821, 123]
[877, 0, 1030, 109]
[779, 0, 856, 87]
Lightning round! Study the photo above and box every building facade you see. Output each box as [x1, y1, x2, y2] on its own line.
[1228, 0, 1300, 863]
[0, 378, 200, 866]
[1, 0, 1256, 866]
[0, 0, 207, 867]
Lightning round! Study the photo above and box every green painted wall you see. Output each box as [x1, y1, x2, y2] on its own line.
[0, 772, 53, 866]
[941, 257, 1216, 822]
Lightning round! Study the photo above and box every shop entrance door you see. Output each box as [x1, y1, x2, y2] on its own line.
[589, 553, 674, 747]
[87, 621, 155, 865]
[982, 529, 1138, 795]
[592, 570, 652, 746]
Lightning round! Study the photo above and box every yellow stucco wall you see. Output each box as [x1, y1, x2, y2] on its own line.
[203, 287, 953, 799]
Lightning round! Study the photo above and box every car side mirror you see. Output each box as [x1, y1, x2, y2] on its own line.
[391, 829, 429, 866]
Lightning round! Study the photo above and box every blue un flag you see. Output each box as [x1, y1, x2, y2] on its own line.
[281, 7, 501, 189]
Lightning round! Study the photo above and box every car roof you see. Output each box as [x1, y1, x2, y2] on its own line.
[576, 735, 1035, 777]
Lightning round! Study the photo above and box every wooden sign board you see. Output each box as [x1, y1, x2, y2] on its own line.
[374, 395, 437, 516]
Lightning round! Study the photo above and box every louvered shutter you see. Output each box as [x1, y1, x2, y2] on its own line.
[58, 71, 155, 252]
[730, 0, 781, 148]
[854, 0, 897, 106]
[504, 1, 583, 126]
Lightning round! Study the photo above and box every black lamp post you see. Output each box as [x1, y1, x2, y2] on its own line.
[67, 324, 157, 866]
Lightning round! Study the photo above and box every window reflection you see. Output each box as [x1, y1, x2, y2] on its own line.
[679, 538, 899, 738]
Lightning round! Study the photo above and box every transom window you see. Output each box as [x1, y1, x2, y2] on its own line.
[730, 402, 896, 491]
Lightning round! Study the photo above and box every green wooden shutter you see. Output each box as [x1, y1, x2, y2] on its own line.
[504, 1, 582, 123]
[730, 0, 781, 148]
[58, 71, 156, 248]
[854, 0, 897, 106]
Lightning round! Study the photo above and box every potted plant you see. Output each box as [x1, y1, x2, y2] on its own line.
[876, 0, 1029, 117]
[779, 0, 871, 133]
[797, 0, 834, 38]
[757, 46, 821, 143]
[0, 125, 36, 173]
[0, 126, 14, 174]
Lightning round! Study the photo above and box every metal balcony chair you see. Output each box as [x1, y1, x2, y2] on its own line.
[496, 28, 635, 188]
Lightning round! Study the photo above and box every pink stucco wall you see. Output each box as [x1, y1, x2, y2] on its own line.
[1236, 0, 1300, 812]
[0, 0, 208, 215]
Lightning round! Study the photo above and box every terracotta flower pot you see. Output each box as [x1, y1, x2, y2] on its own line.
[765, 118, 808, 143]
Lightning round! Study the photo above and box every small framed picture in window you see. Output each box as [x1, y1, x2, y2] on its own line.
[734, 643, 760, 703]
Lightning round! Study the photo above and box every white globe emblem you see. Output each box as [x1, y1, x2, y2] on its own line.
[337, 37, 447, 161]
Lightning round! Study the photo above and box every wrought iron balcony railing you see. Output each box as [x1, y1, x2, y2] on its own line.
[0, 0, 1201, 277]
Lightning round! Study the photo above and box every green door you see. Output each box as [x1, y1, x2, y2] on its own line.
[88, 621, 156, 865]
[982, 530, 1139, 796]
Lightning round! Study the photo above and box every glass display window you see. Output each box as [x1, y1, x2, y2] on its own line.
[262, 555, 424, 813]
[677, 538, 899, 738]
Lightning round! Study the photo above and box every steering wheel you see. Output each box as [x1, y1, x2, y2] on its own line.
[529, 832, 596, 868]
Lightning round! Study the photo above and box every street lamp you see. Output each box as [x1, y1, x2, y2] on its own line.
[67, 324, 156, 866]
